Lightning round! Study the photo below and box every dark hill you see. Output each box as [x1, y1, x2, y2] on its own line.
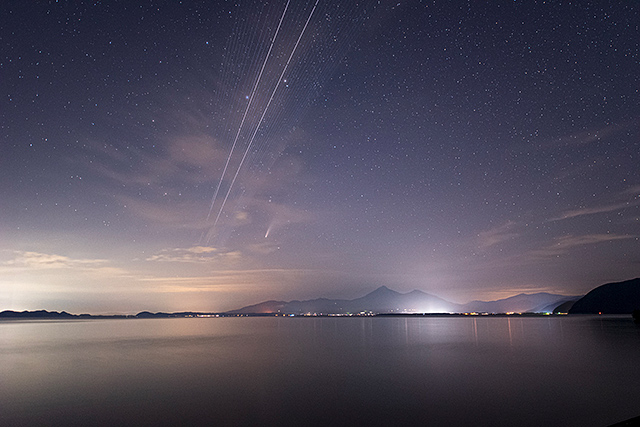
[569, 278, 640, 314]
[552, 300, 577, 314]
[0, 310, 76, 319]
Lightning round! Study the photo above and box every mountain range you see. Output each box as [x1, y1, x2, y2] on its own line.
[4, 278, 637, 318]
[227, 286, 581, 315]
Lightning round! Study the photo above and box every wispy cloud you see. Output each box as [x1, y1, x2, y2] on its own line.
[203, 195, 316, 245]
[0, 251, 135, 283]
[79, 127, 311, 237]
[146, 246, 242, 263]
[547, 125, 623, 147]
[247, 242, 280, 255]
[85, 133, 228, 188]
[527, 234, 636, 259]
[4, 251, 108, 269]
[477, 221, 519, 248]
[532, 122, 634, 152]
[136, 268, 312, 294]
[550, 201, 638, 221]
[549, 185, 640, 222]
[622, 185, 640, 196]
[254, 198, 315, 233]
[115, 195, 209, 230]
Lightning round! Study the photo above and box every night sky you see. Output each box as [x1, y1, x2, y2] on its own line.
[2, 0, 639, 314]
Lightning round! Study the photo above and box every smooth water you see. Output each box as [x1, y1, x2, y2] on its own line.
[1, 316, 639, 426]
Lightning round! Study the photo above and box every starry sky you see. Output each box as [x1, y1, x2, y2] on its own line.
[1, 0, 639, 314]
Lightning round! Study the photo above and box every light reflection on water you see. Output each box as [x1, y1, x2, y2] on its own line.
[1, 316, 639, 426]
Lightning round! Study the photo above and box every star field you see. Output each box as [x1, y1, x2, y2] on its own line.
[1, 0, 639, 313]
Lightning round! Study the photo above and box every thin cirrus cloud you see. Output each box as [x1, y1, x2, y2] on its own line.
[549, 185, 640, 222]
[623, 185, 640, 196]
[247, 242, 280, 255]
[0, 251, 134, 286]
[550, 201, 638, 222]
[145, 246, 242, 263]
[79, 130, 311, 236]
[548, 124, 624, 148]
[4, 251, 108, 270]
[526, 234, 637, 260]
[135, 268, 312, 296]
[521, 122, 631, 153]
[476, 221, 520, 249]
[115, 194, 210, 230]
[84, 134, 228, 188]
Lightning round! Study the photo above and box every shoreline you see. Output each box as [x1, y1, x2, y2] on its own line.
[1, 310, 635, 321]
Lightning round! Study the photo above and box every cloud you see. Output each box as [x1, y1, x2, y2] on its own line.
[255, 198, 315, 231]
[527, 234, 637, 259]
[4, 251, 108, 269]
[0, 251, 135, 286]
[623, 185, 640, 196]
[80, 127, 311, 237]
[549, 184, 640, 221]
[248, 242, 280, 254]
[136, 268, 311, 293]
[549, 126, 622, 147]
[86, 133, 228, 187]
[146, 246, 241, 263]
[529, 122, 634, 152]
[115, 195, 210, 231]
[167, 135, 228, 171]
[477, 221, 519, 248]
[550, 202, 636, 221]
[203, 196, 315, 245]
[185, 246, 218, 254]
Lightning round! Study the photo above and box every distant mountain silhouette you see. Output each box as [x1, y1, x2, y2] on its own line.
[462, 293, 581, 314]
[344, 286, 457, 313]
[0, 310, 218, 320]
[2, 284, 600, 318]
[226, 300, 289, 314]
[134, 311, 218, 318]
[228, 286, 458, 314]
[228, 286, 576, 315]
[0, 310, 76, 319]
[569, 278, 640, 314]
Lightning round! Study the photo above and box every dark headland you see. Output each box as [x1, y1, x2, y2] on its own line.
[569, 278, 640, 314]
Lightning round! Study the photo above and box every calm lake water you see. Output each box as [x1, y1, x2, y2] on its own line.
[1, 316, 639, 426]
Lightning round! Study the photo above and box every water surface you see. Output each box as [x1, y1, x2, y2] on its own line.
[1, 316, 639, 426]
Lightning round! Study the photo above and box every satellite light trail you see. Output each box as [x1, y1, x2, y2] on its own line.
[205, 0, 292, 223]
[206, 0, 321, 244]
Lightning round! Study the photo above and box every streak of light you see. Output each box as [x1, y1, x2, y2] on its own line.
[207, 0, 320, 244]
[473, 318, 478, 345]
[205, 0, 292, 224]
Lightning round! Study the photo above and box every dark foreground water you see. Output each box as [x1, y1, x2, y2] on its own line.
[1, 316, 639, 426]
